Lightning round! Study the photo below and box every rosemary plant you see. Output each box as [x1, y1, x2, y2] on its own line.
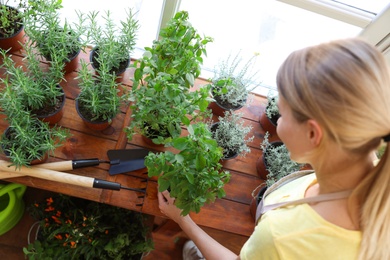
[24, 0, 88, 65]
[75, 60, 125, 123]
[211, 110, 254, 158]
[0, 46, 64, 116]
[87, 9, 139, 74]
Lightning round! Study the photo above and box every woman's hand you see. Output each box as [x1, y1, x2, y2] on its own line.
[158, 190, 189, 223]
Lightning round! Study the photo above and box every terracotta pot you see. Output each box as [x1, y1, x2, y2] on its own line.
[75, 98, 112, 131]
[0, 6, 26, 52]
[2, 126, 49, 165]
[63, 48, 80, 74]
[259, 111, 279, 138]
[90, 46, 130, 81]
[36, 85, 66, 125]
[208, 97, 244, 117]
[38, 28, 81, 74]
[141, 134, 164, 147]
[256, 141, 284, 179]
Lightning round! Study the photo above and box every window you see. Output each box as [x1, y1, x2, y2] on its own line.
[178, 0, 378, 95]
[53, 0, 390, 95]
[59, 0, 163, 59]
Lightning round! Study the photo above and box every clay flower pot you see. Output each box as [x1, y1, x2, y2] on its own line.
[0, 5, 26, 52]
[75, 98, 112, 131]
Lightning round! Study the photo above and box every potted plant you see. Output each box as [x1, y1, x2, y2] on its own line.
[75, 59, 126, 131]
[24, 193, 154, 259]
[127, 10, 212, 145]
[250, 132, 305, 220]
[145, 123, 231, 216]
[210, 110, 254, 160]
[259, 92, 280, 137]
[208, 51, 260, 116]
[0, 46, 66, 125]
[0, 110, 69, 169]
[132, 10, 213, 89]
[0, 0, 26, 51]
[257, 132, 303, 183]
[126, 76, 211, 145]
[87, 9, 139, 77]
[24, 0, 88, 74]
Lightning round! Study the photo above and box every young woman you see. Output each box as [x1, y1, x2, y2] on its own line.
[158, 37, 390, 260]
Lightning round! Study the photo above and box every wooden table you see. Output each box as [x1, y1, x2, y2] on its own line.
[0, 48, 274, 243]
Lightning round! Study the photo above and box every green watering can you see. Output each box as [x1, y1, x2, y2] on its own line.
[0, 183, 26, 236]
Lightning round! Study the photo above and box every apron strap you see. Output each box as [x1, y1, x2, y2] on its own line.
[255, 170, 352, 222]
[260, 189, 352, 216]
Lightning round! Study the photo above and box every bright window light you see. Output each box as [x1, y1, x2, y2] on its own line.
[179, 0, 362, 95]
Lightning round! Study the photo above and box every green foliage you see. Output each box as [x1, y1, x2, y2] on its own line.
[211, 110, 254, 158]
[87, 9, 139, 74]
[265, 93, 279, 120]
[75, 60, 126, 122]
[132, 10, 213, 89]
[126, 75, 211, 145]
[127, 11, 212, 145]
[24, 0, 87, 64]
[0, 115, 69, 169]
[210, 51, 260, 108]
[261, 132, 303, 186]
[145, 123, 230, 216]
[0, 47, 64, 113]
[24, 194, 154, 259]
[0, 0, 26, 38]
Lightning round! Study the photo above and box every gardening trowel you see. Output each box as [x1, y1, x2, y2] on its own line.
[35, 148, 150, 175]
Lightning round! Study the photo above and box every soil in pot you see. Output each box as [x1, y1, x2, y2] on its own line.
[208, 94, 245, 117]
[140, 123, 170, 146]
[90, 46, 130, 78]
[38, 29, 81, 74]
[0, 5, 26, 51]
[2, 126, 49, 165]
[31, 86, 65, 125]
[75, 98, 113, 132]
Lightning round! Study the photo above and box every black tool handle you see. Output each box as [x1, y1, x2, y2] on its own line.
[72, 158, 101, 169]
[93, 179, 121, 190]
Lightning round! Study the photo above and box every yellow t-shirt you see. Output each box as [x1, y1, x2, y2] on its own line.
[240, 173, 361, 260]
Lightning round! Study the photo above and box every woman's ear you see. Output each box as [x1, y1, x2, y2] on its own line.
[306, 119, 323, 147]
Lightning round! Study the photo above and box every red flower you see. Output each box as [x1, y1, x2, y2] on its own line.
[54, 234, 63, 240]
[51, 215, 62, 224]
[46, 197, 53, 205]
[45, 206, 55, 212]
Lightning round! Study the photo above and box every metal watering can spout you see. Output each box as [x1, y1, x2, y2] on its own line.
[0, 183, 27, 236]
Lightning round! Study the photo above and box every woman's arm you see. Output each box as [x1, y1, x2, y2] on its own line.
[158, 190, 240, 260]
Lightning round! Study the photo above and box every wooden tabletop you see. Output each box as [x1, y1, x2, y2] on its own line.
[0, 48, 274, 238]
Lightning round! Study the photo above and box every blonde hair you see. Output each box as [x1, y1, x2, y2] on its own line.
[277, 38, 390, 260]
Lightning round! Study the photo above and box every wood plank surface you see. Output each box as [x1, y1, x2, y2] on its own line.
[0, 47, 269, 238]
